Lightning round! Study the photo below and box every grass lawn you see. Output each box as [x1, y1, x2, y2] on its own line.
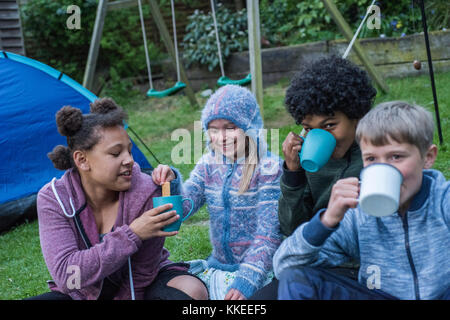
[0, 71, 448, 300]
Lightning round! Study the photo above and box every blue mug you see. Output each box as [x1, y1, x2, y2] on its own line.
[152, 195, 194, 232]
[299, 129, 336, 172]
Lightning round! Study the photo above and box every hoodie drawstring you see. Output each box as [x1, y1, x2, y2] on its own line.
[51, 177, 76, 218]
[128, 258, 135, 300]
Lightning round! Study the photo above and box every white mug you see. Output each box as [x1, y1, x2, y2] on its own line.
[359, 163, 403, 217]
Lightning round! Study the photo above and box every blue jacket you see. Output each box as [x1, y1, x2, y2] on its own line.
[273, 169, 449, 300]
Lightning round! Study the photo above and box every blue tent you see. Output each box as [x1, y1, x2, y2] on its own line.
[0, 51, 152, 233]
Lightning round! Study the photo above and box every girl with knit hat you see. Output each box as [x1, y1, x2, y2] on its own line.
[152, 85, 283, 300]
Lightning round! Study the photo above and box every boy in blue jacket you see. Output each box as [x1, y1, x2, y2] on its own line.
[274, 101, 449, 300]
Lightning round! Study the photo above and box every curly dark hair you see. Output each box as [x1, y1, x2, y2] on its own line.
[285, 55, 377, 125]
[48, 97, 128, 170]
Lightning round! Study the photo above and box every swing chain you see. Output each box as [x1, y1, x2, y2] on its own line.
[170, 0, 182, 83]
[137, 0, 154, 90]
[210, 0, 226, 78]
[138, 0, 183, 91]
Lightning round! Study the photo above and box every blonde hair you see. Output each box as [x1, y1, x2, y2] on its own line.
[238, 136, 258, 194]
[356, 101, 434, 156]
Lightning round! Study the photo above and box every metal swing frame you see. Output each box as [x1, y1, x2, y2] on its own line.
[138, 0, 186, 97]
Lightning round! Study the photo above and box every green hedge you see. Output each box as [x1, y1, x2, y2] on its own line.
[259, 0, 449, 46]
[181, 3, 248, 72]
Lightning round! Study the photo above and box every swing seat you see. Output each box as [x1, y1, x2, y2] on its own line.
[217, 74, 251, 86]
[147, 81, 186, 98]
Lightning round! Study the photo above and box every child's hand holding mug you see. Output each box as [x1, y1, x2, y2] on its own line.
[321, 177, 359, 228]
[151, 164, 195, 233]
[129, 203, 180, 240]
[282, 130, 305, 171]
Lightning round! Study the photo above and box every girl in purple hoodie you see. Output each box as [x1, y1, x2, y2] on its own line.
[28, 98, 208, 300]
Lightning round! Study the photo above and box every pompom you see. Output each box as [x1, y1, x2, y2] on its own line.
[55, 106, 83, 137]
[47, 145, 72, 170]
[90, 97, 119, 114]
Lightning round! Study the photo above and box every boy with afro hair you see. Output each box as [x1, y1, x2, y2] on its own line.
[279, 55, 377, 237]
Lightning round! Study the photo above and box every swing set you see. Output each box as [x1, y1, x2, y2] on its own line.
[83, 0, 256, 107]
[137, 0, 186, 98]
[82, 0, 199, 106]
[82, 0, 442, 144]
[136, 0, 251, 98]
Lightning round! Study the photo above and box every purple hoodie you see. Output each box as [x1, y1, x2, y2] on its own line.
[36, 162, 185, 300]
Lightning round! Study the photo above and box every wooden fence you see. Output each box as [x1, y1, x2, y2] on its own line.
[0, 0, 25, 55]
[161, 30, 450, 91]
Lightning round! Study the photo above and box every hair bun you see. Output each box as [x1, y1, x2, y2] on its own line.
[56, 106, 83, 137]
[90, 97, 119, 114]
[47, 145, 72, 170]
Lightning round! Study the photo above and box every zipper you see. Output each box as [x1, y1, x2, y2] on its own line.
[221, 163, 235, 263]
[401, 213, 421, 300]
